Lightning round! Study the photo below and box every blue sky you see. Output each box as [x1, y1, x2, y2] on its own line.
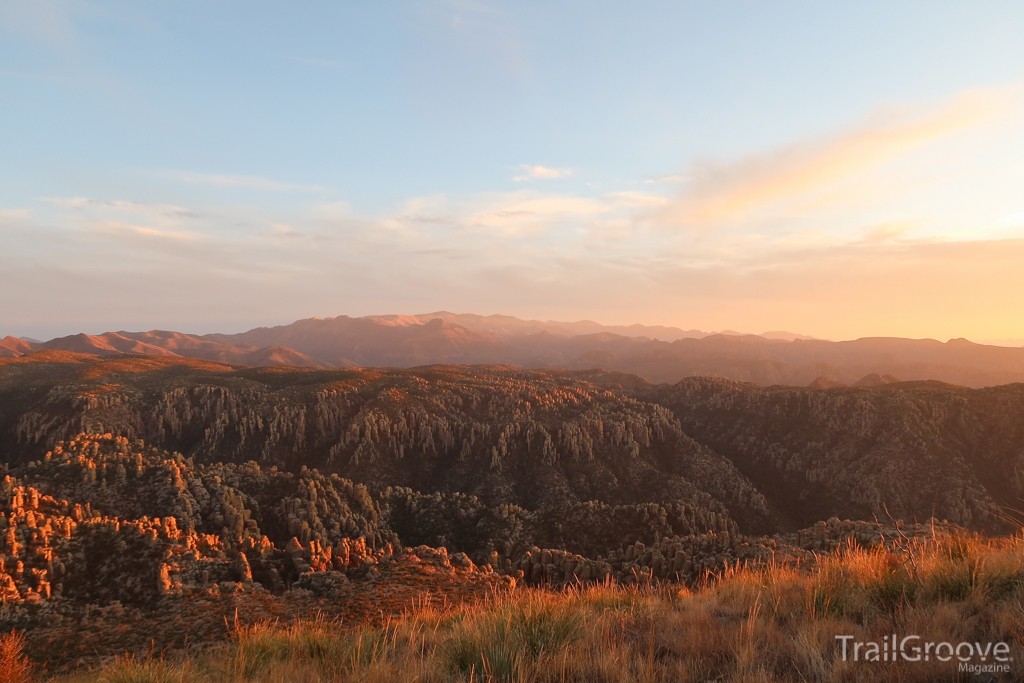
[3, 1, 1024, 341]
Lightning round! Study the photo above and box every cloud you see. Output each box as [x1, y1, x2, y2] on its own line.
[605, 192, 672, 208]
[662, 85, 1021, 228]
[464, 194, 605, 234]
[857, 221, 918, 244]
[6, 84, 1024, 341]
[385, 190, 667, 244]
[310, 201, 354, 220]
[170, 172, 325, 192]
[38, 197, 199, 218]
[643, 175, 690, 184]
[7, 184, 1024, 343]
[513, 165, 573, 182]
[107, 223, 206, 242]
[999, 211, 1024, 227]
[0, 207, 31, 222]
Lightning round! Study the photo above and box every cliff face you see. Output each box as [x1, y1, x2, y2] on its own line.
[0, 357, 770, 533]
[647, 378, 1024, 531]
[0, 434, 393, 606]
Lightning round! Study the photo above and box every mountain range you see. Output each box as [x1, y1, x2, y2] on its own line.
[3, 312, 1024, 388]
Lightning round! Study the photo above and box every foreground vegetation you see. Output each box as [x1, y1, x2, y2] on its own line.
[4, 530, 1022, 683]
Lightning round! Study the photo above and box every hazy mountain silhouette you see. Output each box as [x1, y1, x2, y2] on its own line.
[760, 330, 818, 341]
[7, 330, 324, 367]
[853, 373, 901, 387]
[807, 376, 848, 388]
[5, 315, 1024, 387]
[366, 311, 708, 341]
[205, 316, 526, 367]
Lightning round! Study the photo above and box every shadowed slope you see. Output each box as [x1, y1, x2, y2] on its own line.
[647, 377, 1024, 531]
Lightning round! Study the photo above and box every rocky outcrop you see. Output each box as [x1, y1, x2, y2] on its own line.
[511, 517, 968, 588]
[0, 432, 982, 672]
[4, 357, 1024, 536]
[0, 361, 771, 532]
[0, 434, 396, 617]
[648, 377, 1024, 532]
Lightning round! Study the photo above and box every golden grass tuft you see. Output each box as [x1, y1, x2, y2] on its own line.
[1, 630, 34, 683]
[49, 531, 1024, 682]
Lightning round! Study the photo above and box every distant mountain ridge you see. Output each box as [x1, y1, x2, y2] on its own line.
[364, 311, 710, 341]
[0, 330, 323, 367]
[4, 313, 1024, 388]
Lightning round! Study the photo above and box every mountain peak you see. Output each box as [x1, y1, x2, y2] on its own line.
[807, 376, 847, 388]
[853, 373, 901, 387]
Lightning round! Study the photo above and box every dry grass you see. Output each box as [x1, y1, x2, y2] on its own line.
[1, 630, 35, 683]
[38, 532, 1024, 682]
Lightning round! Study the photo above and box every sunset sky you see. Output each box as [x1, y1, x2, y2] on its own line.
[3, 1, 1024, 342]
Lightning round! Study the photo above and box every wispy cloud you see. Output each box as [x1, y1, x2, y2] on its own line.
[6, 85, 1024, 341]
[0, 207, 32, 222]
[463, 193, 607, 234]
[859, 221, 917, 244]
[643, 175, 690, 184]
[106, 222, 206, 242]
[383, 190, 669, 244]
[8, 184, 1024, 341]
[513, 165, 573, 182]
[999, 211, 1024, 227]
[170, 172, 325, 192]
[38, 197, 199, 218]
[662, 85, 1022, 228]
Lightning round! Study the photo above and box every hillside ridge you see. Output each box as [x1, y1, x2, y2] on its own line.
[5, 314, 1024, 387]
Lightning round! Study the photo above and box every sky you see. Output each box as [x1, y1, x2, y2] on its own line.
[2, 1, 1024, 343]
